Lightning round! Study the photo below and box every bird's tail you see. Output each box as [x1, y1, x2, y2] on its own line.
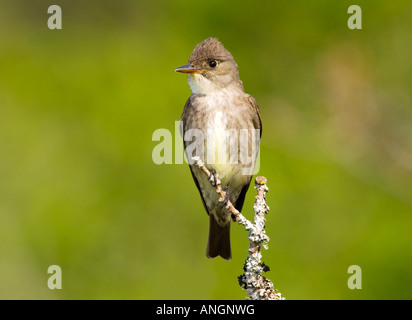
[206, 215, 231, 260]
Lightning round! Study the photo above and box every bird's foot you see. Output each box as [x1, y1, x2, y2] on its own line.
[208, 169, 219, 186]
[220, 186, 230, 209]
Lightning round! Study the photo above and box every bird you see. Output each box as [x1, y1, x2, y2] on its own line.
[175, 37, 262, 260]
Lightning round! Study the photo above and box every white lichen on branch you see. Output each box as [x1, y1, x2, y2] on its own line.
[192, 156, 285, 300]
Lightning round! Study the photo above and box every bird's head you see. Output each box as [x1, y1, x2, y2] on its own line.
[175, 38, 243, 95]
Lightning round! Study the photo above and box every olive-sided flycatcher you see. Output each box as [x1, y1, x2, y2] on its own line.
[175, 38, 262, 260]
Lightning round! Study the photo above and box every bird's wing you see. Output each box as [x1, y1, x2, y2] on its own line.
[246, 94, 262, 137]
[187, 163, 210, 215]
[181, 97, 211, 216]
[234, 178, 252, 212]
[233, 94, 262, 212]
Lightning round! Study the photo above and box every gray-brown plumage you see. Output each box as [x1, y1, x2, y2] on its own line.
[176, 38, 262, 260]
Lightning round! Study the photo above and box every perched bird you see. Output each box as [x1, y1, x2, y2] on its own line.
[176, 38, 262, 260]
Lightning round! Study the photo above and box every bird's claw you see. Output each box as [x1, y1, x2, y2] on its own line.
[209, 169, 219, 186]
[220, 186, 230, 209]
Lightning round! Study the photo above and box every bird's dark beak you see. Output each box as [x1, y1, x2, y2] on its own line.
[175, 64, 203, 74]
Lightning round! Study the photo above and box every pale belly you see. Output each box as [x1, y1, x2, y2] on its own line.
[183, 90, 258, 225]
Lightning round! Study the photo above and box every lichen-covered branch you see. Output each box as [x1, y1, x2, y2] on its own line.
[192, 156, 285, 300]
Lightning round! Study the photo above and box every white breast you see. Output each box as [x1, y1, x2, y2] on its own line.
[186, 78, 247, 181]
[187, 74, 217, 95]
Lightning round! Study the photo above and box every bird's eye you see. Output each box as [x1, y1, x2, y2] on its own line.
[209, 60, 217, 68]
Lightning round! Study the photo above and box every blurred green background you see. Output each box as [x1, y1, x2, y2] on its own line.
[1, 0, 411, 299]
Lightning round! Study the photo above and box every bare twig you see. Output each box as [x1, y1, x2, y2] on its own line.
[192, 156, 285, 300]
